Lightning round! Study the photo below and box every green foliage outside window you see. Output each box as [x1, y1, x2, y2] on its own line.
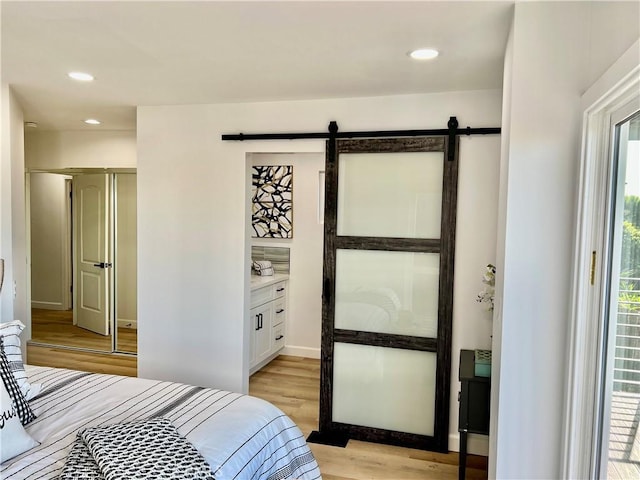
[621, 195, 640, 283]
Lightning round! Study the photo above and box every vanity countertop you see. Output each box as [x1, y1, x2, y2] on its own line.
[250, 273, 289, 290]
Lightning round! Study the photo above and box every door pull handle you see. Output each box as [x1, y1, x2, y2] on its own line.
[255, 315, 260, 331]
[275, 335, 284, 341]
[276, 309, 284, 314]
[93, 262, 112, 269]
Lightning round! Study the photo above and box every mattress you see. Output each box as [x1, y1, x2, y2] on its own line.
[1, 365, 322, 480]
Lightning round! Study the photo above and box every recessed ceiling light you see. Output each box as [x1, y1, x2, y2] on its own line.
[24, 122, 38, 128]
[84, 119, 101, 125]
[68, 71, 94, 82]
[409, 48, 439, 60]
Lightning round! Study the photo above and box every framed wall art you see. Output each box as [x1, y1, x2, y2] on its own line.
[251, 165, 293, 238]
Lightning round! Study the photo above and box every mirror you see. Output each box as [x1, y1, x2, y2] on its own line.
[29, 171, 137, 354]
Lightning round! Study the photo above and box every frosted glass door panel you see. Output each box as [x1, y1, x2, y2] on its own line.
[335, 249, 439, 337]
[337, 152, 444, 238]
[332, 343, 436, 436]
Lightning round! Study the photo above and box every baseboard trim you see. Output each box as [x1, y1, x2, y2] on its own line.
[31, 301, 65, 310]
[117, 319, 137, 329]
[250, 349, 282, 375]
[448, 432, 489, 456]
[27, 341, 137, 358]
[281, 345, 321, 359]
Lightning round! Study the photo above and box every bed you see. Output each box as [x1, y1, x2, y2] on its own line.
[1, 365, 322, 480]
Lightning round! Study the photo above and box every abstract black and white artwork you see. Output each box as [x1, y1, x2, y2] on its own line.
[251, 165, 293, 238]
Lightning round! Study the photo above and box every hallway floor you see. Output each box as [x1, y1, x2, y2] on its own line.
[31, 308, 137, 353]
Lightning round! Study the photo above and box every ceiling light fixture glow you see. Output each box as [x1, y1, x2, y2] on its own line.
[84, 118, 101, 125]
[68, 71, 94, 81]
[409, 48, 439, 60]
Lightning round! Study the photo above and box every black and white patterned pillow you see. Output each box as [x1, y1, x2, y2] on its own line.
[0, 338, 36, 425]
[62, 418, 215, 480]
[0, 320, 41, 399]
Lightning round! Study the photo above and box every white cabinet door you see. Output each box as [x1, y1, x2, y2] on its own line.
[250, 303, 272, 367]
[250, 307, 258, 366]
[250, 279, 288, 373]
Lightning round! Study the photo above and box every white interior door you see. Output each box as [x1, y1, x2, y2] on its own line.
[73, 174, 110, 336]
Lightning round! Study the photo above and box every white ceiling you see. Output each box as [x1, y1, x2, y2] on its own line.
[1, 1, 513, 131]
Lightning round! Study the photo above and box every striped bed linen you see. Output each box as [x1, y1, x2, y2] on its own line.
[1, 366, 322, 480]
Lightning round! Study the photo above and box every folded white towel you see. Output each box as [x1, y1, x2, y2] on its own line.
[252, 260, 274, 276]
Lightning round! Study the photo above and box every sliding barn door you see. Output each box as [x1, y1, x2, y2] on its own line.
[320, 135, 457, 451]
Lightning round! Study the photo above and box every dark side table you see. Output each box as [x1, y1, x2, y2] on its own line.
[458, 349, 491, 480]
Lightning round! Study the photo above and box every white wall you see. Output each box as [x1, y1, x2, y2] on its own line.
[30, 173, 69, 310]
[250, 153, 325, 359]
[492, 2, 639, 478]
[0, 0, 3, 316]
[137, 89, 502, 452]
[453, 134, 501, 455]
[25, 130, 136, 169]
[0, 85, 9, 319]
[10, 91, 26, 330]
[0, 86, 29, 345]
[490, 13, 513, 480]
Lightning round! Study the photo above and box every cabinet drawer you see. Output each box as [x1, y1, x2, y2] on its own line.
[251, 281, 287, 308]
[251, 285, 274, 308]
[273, 298, 286, 326]
[273, 324, 285, 350]
[273, 281, 287, 299]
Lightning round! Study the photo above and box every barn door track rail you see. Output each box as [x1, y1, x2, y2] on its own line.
[221, 116, 501, 162]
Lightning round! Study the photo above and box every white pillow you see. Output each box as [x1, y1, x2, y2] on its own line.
[0, 321, 42, 400]
[0, 379, 38, 462]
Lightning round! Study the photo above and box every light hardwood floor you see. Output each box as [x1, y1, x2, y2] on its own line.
[27, 344, 137, 377]
[31, 308, 137, 353]
[23, 350, 488, 479]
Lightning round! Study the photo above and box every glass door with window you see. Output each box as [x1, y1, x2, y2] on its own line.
[601, 110, 640, 479]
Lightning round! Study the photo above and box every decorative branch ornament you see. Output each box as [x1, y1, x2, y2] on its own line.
[476, 263, 495, 312]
